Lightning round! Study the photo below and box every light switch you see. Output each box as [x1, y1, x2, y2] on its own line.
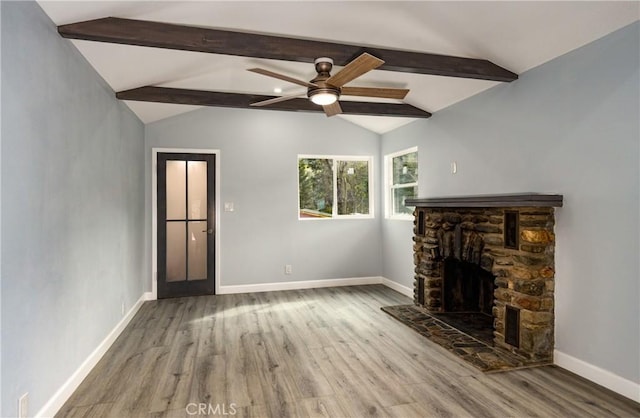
[224, 202, 235, 212]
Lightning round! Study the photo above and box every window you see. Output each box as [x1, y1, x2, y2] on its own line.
[385, 147, 418, 219]
[298, 155, 373, 219]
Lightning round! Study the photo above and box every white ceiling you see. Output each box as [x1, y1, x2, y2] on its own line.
[38, 1, 639, 134]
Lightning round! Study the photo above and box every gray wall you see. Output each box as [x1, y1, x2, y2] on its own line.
[145, 108, 382, 288]
[1, 2, 145, 416]
[382, 22, 640, 383]
[0, 2, 3, 412]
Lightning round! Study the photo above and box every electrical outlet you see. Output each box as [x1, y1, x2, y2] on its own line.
[19, 393, 28, 418]
[285, 265, 292, 275]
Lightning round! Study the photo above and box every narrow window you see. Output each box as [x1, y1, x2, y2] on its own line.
[504, 210, 519, 249]
[417, 211, 425, 236]
[505, 305, 520, 348]
[385, 147, 418, 219]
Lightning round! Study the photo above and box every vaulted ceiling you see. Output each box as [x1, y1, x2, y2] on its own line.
[38, 1, 639, 133]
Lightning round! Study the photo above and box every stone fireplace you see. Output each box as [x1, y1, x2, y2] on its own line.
[406, 194, 562, 361]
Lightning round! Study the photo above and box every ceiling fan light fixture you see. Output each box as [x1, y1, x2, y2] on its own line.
[309, 88, 339, 105]
[310, 92, 338, 105]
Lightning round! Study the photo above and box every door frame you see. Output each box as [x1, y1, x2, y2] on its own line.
[151, 148, 221, 300]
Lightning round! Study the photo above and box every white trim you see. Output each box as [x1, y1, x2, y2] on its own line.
[219, 276, 415, 298]
[381, 277, 414, 297]
[554, 350, 640, 402]
[219, 276, 385, 294]
[35, 292, 154, 418]
[385, 146, 419, 160]
[151, 148, 221, 298]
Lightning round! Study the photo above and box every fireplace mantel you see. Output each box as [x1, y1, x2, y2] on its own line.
[406, 193, 563, 208]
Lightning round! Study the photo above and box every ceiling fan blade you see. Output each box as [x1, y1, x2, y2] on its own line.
[341, 86, 409, 100]
[248, 68, 317, 88]
[326, 53, 384, 88]
[323, 101, 342, 117]
[250, 93, 304, 107]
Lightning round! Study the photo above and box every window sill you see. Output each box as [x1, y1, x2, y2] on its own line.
[299, 215, 375, 221]
[386, 215, 414, 221]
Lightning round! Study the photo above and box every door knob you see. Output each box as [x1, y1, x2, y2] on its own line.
[202, 229, 213, 234]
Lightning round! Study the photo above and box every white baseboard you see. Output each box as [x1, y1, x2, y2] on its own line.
[381, 277, 413, 298]
[554, 350, 640, 402]
[219, 276, 385, 294]
[35, 292, 154, 418]
[219, 276, 414, 298]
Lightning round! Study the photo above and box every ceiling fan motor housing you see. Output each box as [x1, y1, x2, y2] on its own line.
[314, 57, 334, 75]
[309, 57, 341, 102]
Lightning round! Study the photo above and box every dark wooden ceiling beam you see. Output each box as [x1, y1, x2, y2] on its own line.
[59, 17, 518, 82]
[116, 87, 432, 118]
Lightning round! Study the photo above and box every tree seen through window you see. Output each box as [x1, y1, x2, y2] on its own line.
[299, 157, 371, 218]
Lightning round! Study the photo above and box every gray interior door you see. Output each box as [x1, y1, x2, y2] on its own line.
[157, 152, 216, 298]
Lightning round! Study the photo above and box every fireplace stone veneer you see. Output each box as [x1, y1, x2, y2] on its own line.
[406, 194, 562, 361]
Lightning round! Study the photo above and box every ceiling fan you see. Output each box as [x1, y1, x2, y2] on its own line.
[248, 52, 409, 117]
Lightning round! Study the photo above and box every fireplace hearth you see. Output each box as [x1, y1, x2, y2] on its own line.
[406, 193, 562, 362]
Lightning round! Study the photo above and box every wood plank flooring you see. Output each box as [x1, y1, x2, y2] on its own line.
[57, 285, 640, 418]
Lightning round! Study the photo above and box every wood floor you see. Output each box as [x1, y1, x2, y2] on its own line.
[57, 285, 640, 418]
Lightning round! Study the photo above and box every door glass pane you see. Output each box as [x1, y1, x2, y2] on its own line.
[188, 221, 207, 281]
[166, 222, 186, 282]
[166, 161, 186, 220]
[188, 161, 207, 220]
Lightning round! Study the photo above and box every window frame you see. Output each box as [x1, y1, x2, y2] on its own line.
[384, 146, 418, 220]
[297, 154, 375, 220]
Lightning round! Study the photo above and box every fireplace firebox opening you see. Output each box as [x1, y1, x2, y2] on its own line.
[442, 258, 495, 314]
[432, 258, 497, 345]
